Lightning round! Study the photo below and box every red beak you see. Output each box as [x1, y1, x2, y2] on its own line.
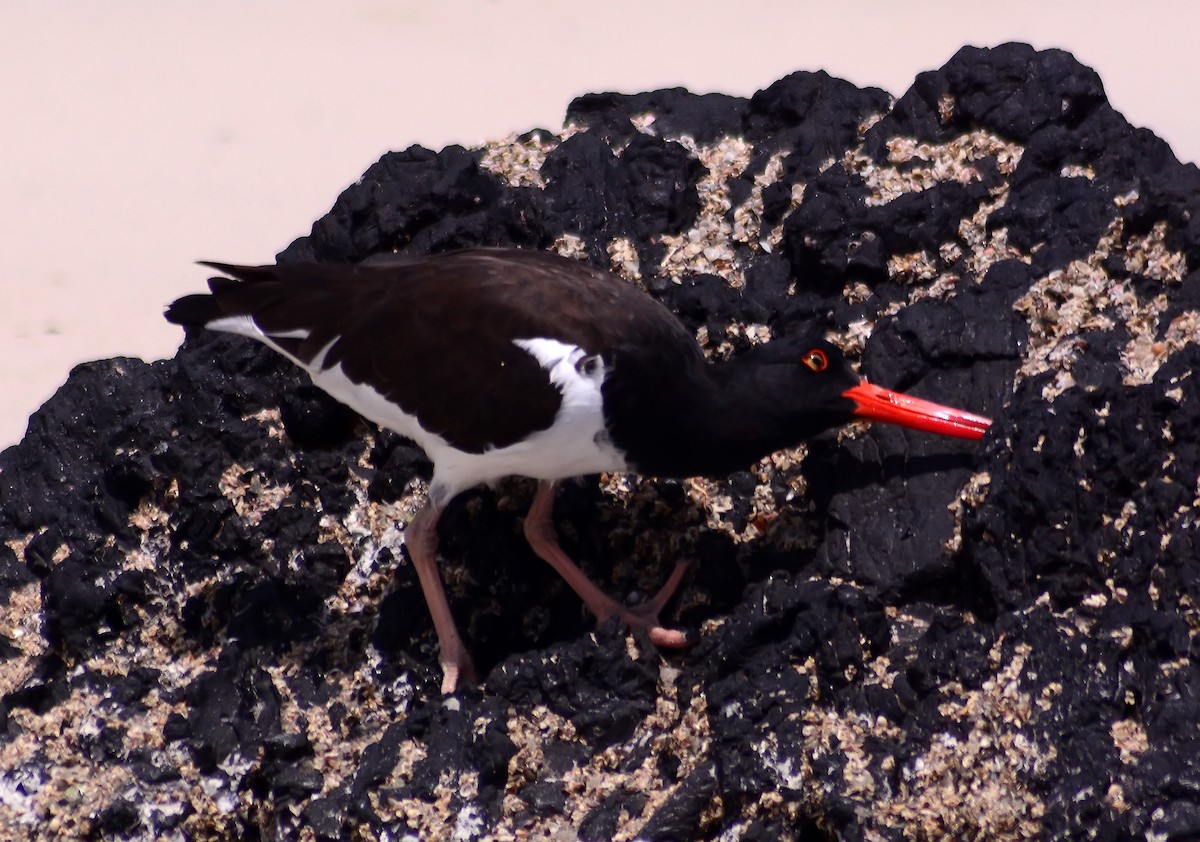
[842, 382, 992, 440]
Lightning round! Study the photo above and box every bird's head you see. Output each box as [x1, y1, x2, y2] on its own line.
[748, 335, 992, 441]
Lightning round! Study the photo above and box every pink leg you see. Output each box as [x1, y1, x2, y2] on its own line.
[405, 502, 477, 694]
[523, 480, 692, 648]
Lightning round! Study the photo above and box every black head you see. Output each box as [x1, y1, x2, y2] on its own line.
[734, 333, 991, 441]
[605, 330, 990, 479]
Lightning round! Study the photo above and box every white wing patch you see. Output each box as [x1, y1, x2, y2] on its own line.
[512, 337, 606, 406]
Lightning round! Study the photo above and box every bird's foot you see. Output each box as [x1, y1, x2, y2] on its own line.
[523, 482, 697, 652]
[439, 648, 478, 695]
[616, 559, 695, 649]
[619, 611, 694, 648]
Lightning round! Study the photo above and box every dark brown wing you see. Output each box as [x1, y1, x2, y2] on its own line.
[183, 248, 703, 453]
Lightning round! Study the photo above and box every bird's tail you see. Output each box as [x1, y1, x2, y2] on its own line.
[164, 263, 277, 328]
[164, 290, 222, 326]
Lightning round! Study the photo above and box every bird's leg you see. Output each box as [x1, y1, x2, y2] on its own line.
[523, 480, 692, 649]
[404, 501, 477, 694]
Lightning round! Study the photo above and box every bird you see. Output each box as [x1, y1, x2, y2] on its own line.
[166, 247, 991, 693]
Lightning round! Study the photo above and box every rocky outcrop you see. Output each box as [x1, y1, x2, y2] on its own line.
[3, 43, 1199, 840]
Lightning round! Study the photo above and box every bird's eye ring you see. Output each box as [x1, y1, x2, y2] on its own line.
[803, 348, 828, 372]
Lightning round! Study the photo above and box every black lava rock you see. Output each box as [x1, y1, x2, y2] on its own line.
[3, 42, 1199, 840]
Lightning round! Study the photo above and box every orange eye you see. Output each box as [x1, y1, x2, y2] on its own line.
[803, 348, 828, 372]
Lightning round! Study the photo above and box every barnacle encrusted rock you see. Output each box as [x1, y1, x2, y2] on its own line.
[3, 43, 1200, 840]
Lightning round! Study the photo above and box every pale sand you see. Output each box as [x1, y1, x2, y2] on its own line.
[3, 0, 1198, 448]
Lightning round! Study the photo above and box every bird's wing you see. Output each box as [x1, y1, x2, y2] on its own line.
[186, 249, 701, 453]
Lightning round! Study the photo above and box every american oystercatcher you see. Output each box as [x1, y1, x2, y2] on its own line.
[166, 247, 991, 693]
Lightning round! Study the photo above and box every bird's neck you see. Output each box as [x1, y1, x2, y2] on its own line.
[610, 349, 827, 479]
[688, 354, 809, 471]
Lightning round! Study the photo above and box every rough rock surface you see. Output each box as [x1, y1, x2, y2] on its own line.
[3, 43, 1200, 840]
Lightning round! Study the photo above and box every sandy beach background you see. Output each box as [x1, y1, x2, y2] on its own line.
[4, 1, 1198, 449]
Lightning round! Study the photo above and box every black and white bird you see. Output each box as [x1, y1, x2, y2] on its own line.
[166, 247, 991, 693]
